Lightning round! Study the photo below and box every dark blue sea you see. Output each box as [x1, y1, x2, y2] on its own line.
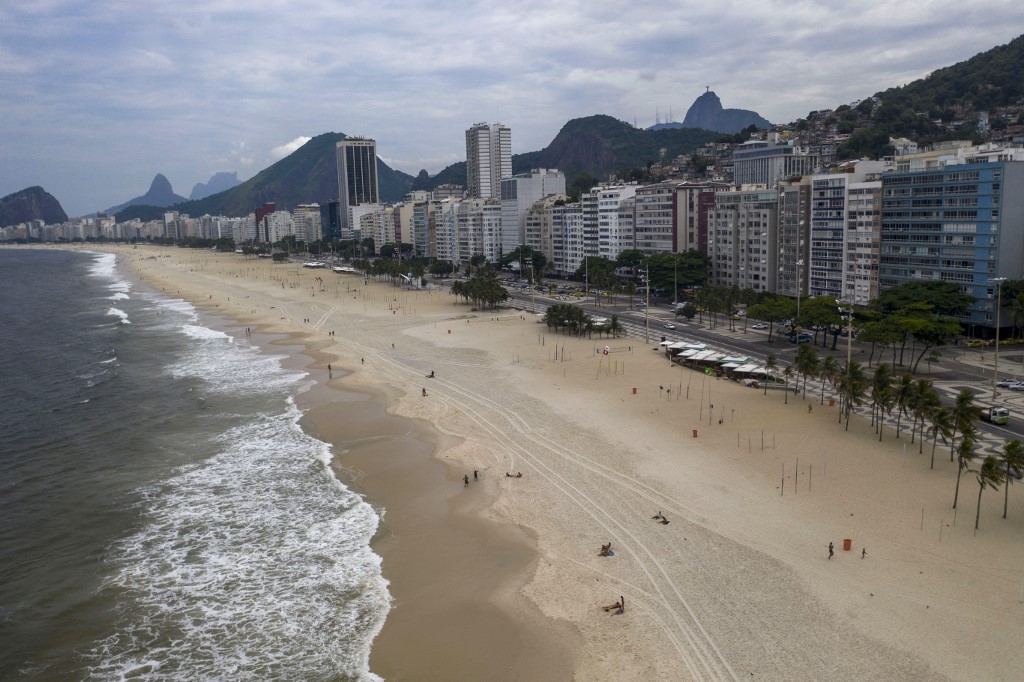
[0, 248, 388, 681]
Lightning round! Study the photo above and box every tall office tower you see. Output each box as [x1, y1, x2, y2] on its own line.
[466, 123, 512, 199]
[336, 137, 379, 235]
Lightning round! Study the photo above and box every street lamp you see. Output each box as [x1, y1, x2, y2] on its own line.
[990, 277, 1007, 401]
[796, 259, 804, 321]
[837, 299, 854, 375]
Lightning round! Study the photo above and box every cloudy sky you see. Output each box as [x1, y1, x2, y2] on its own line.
[1, 1, 1020, 217]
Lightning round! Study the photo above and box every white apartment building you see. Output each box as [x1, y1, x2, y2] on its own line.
[809, 160, 887, 301]
[466, 123, 512, 199]
[293, 204, 322, 243]
[456, 198, 502, 268]
[500, 169, 566, 255]
[434, 198, 460, 263]
[580, 183, 637, 262]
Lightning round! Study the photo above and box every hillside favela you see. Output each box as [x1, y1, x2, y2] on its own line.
[4, 16, 1024, 682]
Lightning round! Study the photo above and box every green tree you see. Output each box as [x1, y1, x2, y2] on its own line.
[953, 423, 979, 510]
[948, 389, 980, 462]
[1002, 439, 1024, 519]
[764, 354, 778, 396]
[973, 454, 1003, 530]
[819, 356, 840, 405]
[871, 363, 895, 441]
[793, 343, 820, 399]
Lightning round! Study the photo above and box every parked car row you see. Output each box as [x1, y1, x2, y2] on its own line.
[996, 379, 1024, 391]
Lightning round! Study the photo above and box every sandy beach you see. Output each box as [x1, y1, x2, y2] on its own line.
[80, 244, 1024, 680]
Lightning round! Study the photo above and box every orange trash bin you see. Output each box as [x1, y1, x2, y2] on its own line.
[843, 539, 852, 551]
[692, 429, 698, 438]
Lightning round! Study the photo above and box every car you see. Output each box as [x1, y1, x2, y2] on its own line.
[751, 323, 768, 330]
[789, 332, 812, 343]
[1009, 382, 1024, 392]
[997, 379, 1016, 388]
[664, 323, 676, 330]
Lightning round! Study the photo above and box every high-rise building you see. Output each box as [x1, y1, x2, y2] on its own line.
[336, 137, 379, 236]
[733, 137, 819, 188]
[707, 187, 778, 292]
[499, 169, 566, 255]
[466, 123, 512, 199]
[881, 144, 1024, 329]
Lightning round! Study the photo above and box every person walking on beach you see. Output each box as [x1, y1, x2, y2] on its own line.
[463, 474, 469, 487]
[862, 547, 867, 559]
[473, 469, 478, 481]
[828, 542, 834, 560]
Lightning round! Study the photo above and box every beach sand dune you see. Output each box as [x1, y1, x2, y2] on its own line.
[93, 245, 1024, 681]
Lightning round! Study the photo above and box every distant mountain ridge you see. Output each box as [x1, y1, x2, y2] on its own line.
[1, 186, 68, 228]
[679, 91, 770, 133]
[116, 133, 415, 221]
[414, 115, 718, 192]
[106, 174, 188, 215]
[190, 172, 241, 200]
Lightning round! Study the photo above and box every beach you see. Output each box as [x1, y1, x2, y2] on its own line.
[88, 244, 1024, 680]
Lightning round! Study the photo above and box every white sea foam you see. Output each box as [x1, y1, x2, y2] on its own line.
[106, 307, 130, 324]
[86, 302, 389, 681]
[108, 292, 129, 301]
[87, 251, 132, 298]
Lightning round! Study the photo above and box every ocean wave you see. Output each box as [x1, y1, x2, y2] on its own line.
[108, 292, 130, 301]
[86, 400, 389, 680]
[106, 307, 130, 325]
[86, 251, 132, 297]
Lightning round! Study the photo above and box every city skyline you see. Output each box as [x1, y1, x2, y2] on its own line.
[1, 1, 1020, 217]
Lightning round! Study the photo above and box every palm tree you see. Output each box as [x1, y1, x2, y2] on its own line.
[948, 390, 980, 462]
[783, 365, 793, 404]
[1002, 439, 1024, 519]
[974, 455, 1005, 530]
[892, 373, 915, 439]
[870, 363, 894, 436]
[911, 379, 939, 452]
[608, 314, 623, 338]
[764, 354, 778, 396]
[794, 343, 820, 399]
[953, 423, 979, 510]
[929, 405, 953, 470]
[840, 362, 869, 431]
[819, 356, 840, 405]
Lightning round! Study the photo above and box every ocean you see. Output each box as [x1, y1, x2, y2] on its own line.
[0, 248, 389, 680]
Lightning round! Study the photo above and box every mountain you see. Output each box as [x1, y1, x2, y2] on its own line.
[190, 172, 241, 200]
[415, 116, 717, 192]
[116, 133, 415, 221]
[1, 186, 68, 228]
[107, 174, 188, 215]
[535, 115, 718, 182]
[679, 91, 770, 134]
[834, 34, 1024, 159]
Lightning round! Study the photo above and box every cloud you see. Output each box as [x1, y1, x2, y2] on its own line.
[0, 0, 1021, 216]
[269, 136, 312, 161]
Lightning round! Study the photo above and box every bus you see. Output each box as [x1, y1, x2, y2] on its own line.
[980, 406, 1010, 425]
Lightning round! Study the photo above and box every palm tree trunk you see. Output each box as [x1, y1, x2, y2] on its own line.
[930, 430, 938, 469]
[953, 462, 964, 509]
[1005, 463, 1011, 519]
[976, 482, 985, 530]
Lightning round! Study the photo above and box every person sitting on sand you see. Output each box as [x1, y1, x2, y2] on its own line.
[427, 370, 435, 378]
[602, 598, 623, 613]
[652, 511, 664, 521]
[422, 387, 427, 397]
[599, 542, 612, 556]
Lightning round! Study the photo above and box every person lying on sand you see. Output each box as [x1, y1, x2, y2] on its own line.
[505, 471, 523, 478]
[602, 596, 625, 613]
[651, 512, 669, 524]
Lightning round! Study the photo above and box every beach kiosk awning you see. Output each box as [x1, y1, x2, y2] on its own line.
[720, 355, 749, 364]
[678, 349, 700, 358]
[682, 342, 706, 350]
[658, 340, 673, 346]
[733, 363, 765, 374]
[667, 341, 689, 350]
[720, 362, 742, 369]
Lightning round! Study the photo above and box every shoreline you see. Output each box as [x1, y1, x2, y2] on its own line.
[105, 244, 581, 680]
[25, 243, 1024, 681]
